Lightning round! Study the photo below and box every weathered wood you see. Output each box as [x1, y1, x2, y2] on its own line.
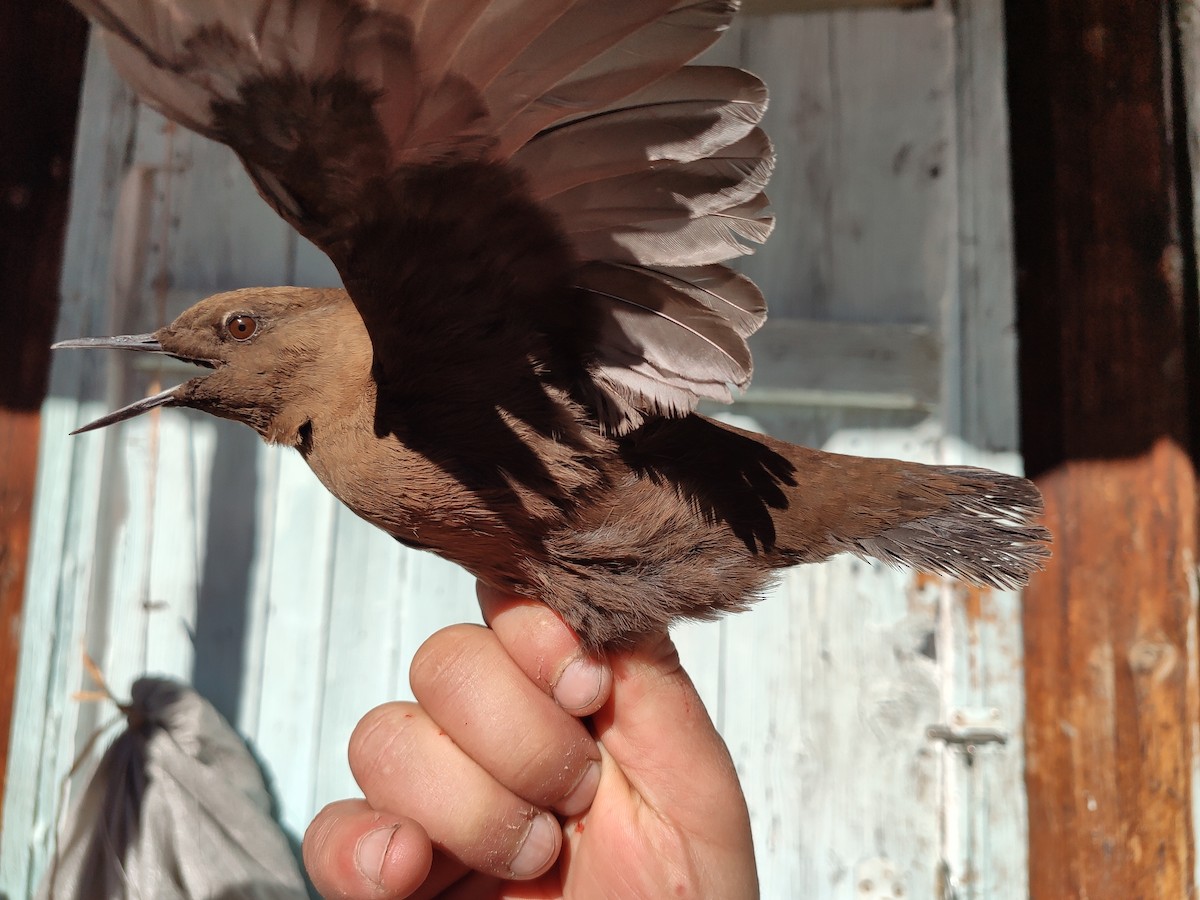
[1007, 1, 1200, 896]
[0, 412, 42, 837]
[734, 8, 956, 323]
[934, 3, 1029, 896]
[747, 320, 939, 410]
[0, 0, 88, 834]
[0, 35, 139, 895]
[711, 8, 1010, 897]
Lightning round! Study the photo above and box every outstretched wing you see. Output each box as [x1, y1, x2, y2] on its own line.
[71, 0, 774, 433]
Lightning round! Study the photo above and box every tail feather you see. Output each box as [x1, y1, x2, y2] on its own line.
[825, 465, 1052, 589]
[622, 416, 1052, 591]
[554, 416, 1051, 645]
[699, 419, 1052, 588]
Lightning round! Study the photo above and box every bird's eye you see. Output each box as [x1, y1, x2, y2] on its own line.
[226, 315, 258, 341]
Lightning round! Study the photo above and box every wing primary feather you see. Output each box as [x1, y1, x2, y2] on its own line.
[567, 191, 774, 268]
[447, 0, 577, 89]
[617, 263, 766, 338]
[489, 0, 737, 154]
[574, 261, 752, 379]
[514, 78, 770, 201]
[577, 286, 747, 374]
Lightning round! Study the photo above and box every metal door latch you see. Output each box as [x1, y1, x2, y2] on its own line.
[926, 708, 1008, 753]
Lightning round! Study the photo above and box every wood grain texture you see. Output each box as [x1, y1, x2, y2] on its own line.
[0, 0, 88, 836]
[1008, 1, 1200, 896]
[1026, 449, 1197, 899]
[712, 9, 977, 895]
[0, 412, 42, 838]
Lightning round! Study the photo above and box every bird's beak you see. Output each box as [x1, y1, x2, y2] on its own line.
[52, 333, 164, 354]
[67, 387, 180, 435]
[52, 332, 180, 434]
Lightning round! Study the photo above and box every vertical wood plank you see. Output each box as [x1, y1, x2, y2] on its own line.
[251, 453, 339, 838]
[0, 412, 43, 831]
[312, 509, 408, 810]
[935, 2, 1028, 896]
[1176, 9, 1200, 891]
[0, 33, 137, 869]
[1007, 1, 1200, 896]
[0, 0, 88, 833]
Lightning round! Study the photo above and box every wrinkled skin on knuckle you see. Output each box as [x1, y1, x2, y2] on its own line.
[349, 701, 424, 788]
[409, 623, 490, 700]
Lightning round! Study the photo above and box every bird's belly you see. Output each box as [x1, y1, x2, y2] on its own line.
[299, 423, 783, 647]
[301, 433, 548, 584]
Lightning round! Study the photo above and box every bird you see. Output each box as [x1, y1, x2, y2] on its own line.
[55, 0, 1050, 649]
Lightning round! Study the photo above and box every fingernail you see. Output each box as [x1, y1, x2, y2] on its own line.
[509, 812, 559, 878]
[554, 656, 603, 712]
[355, 825, 397, 887]
[556, 760, 601, 817]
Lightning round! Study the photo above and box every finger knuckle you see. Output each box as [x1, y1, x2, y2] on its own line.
[409, 623, 490, 697]
[348, 701, 422, 787]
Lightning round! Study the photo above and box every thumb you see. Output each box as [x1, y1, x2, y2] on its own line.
[592, 633, 749, 830]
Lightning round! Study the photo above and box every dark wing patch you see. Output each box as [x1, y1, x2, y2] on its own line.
[213, 72, 393, 233]
[71, 0, 774, 432]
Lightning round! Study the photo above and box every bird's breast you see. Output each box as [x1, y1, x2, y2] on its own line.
[298, 411, 581, 583]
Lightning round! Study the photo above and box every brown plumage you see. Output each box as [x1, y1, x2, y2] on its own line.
[56, 0, 1050, 648]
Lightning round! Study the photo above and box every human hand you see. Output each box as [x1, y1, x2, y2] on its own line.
[302, 582, 758, 898]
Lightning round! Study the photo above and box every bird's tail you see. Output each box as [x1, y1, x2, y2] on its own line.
[767, 437, 1051, 589]
[624, 415, 1051, 590]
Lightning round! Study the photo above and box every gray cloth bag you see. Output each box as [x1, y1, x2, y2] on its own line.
[36, 678, 308, 900]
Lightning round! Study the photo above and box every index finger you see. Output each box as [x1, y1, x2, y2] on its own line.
[477, 582, 612, 716]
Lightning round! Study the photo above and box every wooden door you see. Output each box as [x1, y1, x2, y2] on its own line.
[0, 4, 1027, 897]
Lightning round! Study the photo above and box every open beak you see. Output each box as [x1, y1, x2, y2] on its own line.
[53, 332, 180, 435]
[66, 387, 179, 434]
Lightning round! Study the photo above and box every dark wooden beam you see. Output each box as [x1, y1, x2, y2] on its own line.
[0, 1, 88, 829]
[1007, 1, 1200, 897]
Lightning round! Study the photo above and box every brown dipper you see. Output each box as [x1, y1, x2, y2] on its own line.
[56, 0, 1050, 648]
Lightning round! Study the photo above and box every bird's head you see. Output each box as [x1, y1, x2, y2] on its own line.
[55, 286, 371, 446]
